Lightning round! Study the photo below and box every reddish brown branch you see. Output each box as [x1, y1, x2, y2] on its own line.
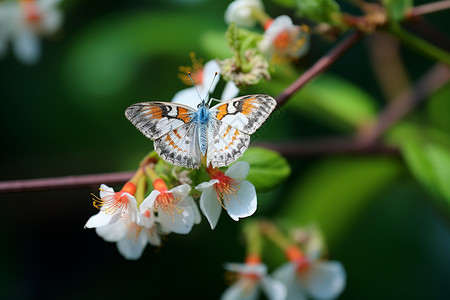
[406, 0, 450, 18]
[361, 63, 450, 145]
[0, 171, 135, 193]
[276, 30, 364, 107]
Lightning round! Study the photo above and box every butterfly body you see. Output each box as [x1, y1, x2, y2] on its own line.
[125, 94, 277, 169]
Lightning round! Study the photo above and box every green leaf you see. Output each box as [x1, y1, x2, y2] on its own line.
[237, 147, 291, 192]
[382, 0, 413, 22]
[296, 0, 341, 25]
[387, 122, 450, 205]
[278, 157, 403, 243]
[427, 83, 450, 133]
[286, 73, 378, 132]
[269, 0, 296, 8]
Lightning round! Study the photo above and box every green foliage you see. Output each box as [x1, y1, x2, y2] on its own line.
[278, 157, 403, 243]
[295, 0, 342, 25]
[237, 147, 291, 192]
[427, 83, 450, 133]
[382, 0, 413, 22]
[269, 0, 296, 7]
[388, 122, 450, 205]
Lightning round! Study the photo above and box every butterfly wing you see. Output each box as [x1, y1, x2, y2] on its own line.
[207, 118, 250, 168]
[209, 94, 277, 134]
[206, 94, 276, 168]
[125, 102, 201, 169]
[154, 121, 202, 169]
[125, 102, 196, 139]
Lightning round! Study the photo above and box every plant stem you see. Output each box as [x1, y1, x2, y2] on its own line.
[386, 25, 450, 65]
[276, 30, 364, 107]
[406, 0, 450, 18]
[0, 171, 135, 193]
[244, 221, 263, 258]
[361, 63, 450, 144]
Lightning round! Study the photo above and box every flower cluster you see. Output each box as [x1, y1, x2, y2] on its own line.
[219, 0, 310, 87]
[85, 156, 257, 260]
[0, 0, 63, 64]
[222, 222, 346, 300]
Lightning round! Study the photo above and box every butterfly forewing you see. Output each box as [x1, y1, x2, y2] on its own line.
[209, 94, 277, 135]
[125, 102, 196, 140]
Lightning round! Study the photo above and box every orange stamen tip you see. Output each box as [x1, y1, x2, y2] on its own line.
[153, 178, 168, 192]
[285, 245, 305, 262]
[121, 182, 136, 195]
[245, 254, 261, 265]
[264, 19, 274, 30]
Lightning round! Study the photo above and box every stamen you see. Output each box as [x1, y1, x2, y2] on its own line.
[178, 52, 204, 86]
[91, 190, 129, 215]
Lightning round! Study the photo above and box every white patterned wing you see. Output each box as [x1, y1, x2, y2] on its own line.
[209, 94, 277, 134]
[125, 102, 196, 140]
[206, 118, 250, 168]
[154, 122, 202, 169]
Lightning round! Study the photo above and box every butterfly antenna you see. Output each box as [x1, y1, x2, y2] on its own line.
[206, 72, 219, 106]
[187, 72, 203, 103]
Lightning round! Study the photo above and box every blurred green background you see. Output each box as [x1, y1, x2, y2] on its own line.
[0, 0, 449, 299]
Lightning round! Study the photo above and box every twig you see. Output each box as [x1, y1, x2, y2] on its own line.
[406, 0, 450, 18]
[255, 138, 399, 157]
[361, 63, 450, 145]
[275, 30, 364, 107]
[0, 171, 135, 193]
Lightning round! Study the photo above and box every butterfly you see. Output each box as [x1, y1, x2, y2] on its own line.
[125, 94, 277, 169]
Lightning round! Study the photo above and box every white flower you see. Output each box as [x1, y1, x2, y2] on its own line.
[196, 161, 257, 230]
[85, 183, 139, 229]
[0, 0, 63, 64]
[172, 59, 239, 107]
[272, 248, 346, 300]
[259, 15, 310, 63]
[222, 262, 286, 300]
[95, 213, 161, 260]
[225, 0, 265, 28]
[140, 183, 200, 234]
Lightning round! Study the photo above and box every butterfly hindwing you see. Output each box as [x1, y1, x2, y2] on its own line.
[206, 117, 250, 169]
[209, 94, 277, 135]
[154, 121, 202, 169]
[125, 102, 196, 140]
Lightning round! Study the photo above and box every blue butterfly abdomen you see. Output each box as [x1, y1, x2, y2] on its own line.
[197, 105, 210, 156]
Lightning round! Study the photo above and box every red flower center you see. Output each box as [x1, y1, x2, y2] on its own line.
[273, 30, 291, 50]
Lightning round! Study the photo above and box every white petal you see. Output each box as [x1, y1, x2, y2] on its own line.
[172, 87, 202, 107]
[124, 193, 139, 223]
[13, 28, 40, 65]
[196, 179, 219, 191]
[116, 229, 148, 260]
[157, 207, 194, 234]
[272, 263, 307, 300]
[169, 184, 191, 202]
[192, 200, 202, 224]
[224, 180, 257, 221]
[137, 209, 155, 228]
[221, 81, 240, 101]
[95, 219, 128, 242]
[139, 190, 159, 212]
[266, 15, 294, 36]
[84, 211, 120, 229]
[302, 261, 346, 300]
[199, 185, 222, 229]
[40, 9, 62, 35]
[221, 279, 259, 300]
[144, 227, 161, 247]
[261, 276, 287, 300]
[224, 262, 267, 275]
[99, 184, 115, 198]
[225, 161, 250, 180]
[202, 60, 221, 92]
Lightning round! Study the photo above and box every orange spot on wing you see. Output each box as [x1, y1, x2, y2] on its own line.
[241, 98, 256, 116]
[177, 107, 191, 123]
[222, 125, 232, 138]
[173, 129, 182, 139]
[144, 106, 164, 119]
[216, 104, 228, 120]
